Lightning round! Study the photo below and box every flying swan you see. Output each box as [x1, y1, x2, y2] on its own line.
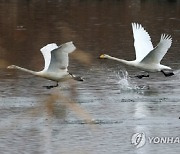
[100, 23, 174, 78]
[7, 41, 83, 89]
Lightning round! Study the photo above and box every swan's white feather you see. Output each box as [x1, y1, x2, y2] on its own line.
[7, 42, 81, 84]
[132, 23, 153, 61]
[100, 23, 173, 75]
[140, 34, 172, 64]
[41, 41, 76, 72]
[40, 43, 58, 71]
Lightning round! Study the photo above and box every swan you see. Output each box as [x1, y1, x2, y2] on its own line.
[100, 23, 174, 78]
[7, 41, 83, 89]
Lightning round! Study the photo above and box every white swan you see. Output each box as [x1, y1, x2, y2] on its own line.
[100, 23, 174, 78]
[7, 41, 83, 89]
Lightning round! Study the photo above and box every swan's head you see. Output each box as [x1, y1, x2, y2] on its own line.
[7, 65, 16, 69]
[99, 54, 110, 59]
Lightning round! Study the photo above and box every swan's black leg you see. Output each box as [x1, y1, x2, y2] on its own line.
[43, 82, 59, 89]
[161, 70, 174, 77]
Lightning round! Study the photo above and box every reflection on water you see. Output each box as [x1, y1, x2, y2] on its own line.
[0, 0, 180, 154]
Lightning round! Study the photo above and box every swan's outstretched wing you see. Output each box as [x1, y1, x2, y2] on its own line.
[41, 41, 76, 72]
[132, 23, 153, 61]
[140, 34, 172, 64]
[40, 43, 58, 71]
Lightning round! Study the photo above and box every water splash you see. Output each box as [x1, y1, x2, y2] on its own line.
[174, 69, 180, 77]
[116, 70, 134, 90]
[115, 70, 149, 92]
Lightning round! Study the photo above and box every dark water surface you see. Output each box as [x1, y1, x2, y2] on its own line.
[0, 0, 180, 154]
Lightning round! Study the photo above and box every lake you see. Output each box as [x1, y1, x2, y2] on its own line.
[0, 0, 180, 153]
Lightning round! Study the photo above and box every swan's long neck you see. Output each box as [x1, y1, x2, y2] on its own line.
[11, 65, 38, 75]
[107, 56, 132, 66]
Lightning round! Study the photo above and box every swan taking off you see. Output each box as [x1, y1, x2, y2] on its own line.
[100, 23, 174, 78]
[7, 42, 83, 89]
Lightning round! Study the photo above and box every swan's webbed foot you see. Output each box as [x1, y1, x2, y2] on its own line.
[161, 70, 174, 77]
[69, 72, 84, 81]
[73, 76, 84, 81]
[43, 82, 59, 89]
[135, 74, 149, 79]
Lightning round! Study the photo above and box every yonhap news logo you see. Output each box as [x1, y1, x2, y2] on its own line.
[131, 132, 146, 148]
[131, 132, 180, 149]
